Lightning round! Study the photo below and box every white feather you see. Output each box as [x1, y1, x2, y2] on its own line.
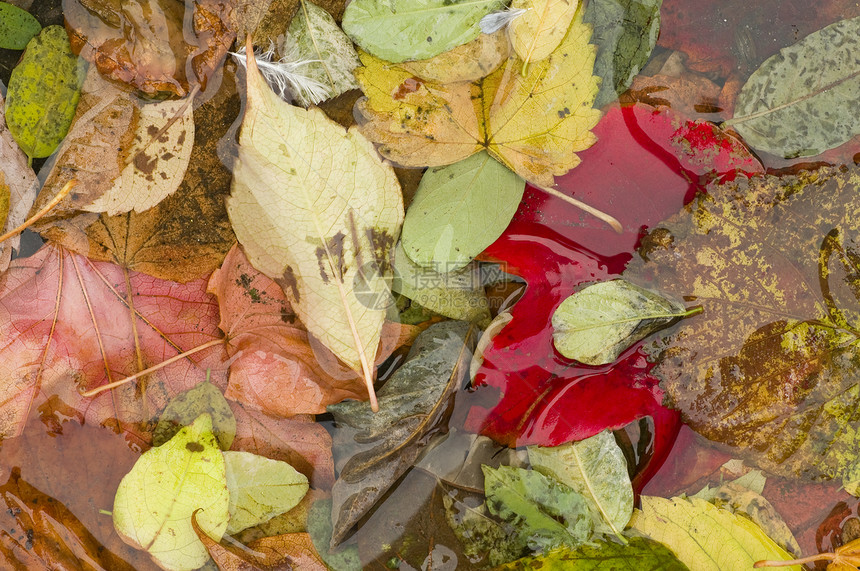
[231, 45, 330, 105]
[479, 8, 527, 34]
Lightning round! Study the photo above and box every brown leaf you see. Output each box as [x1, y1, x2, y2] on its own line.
[63, 0, 236, 97]
[625, 73, 725, 120]
[38, 66, 239, 282]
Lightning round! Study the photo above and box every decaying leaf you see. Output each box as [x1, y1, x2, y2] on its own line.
[228, 39, 404, 407]
[5, 25, 84, 161]
[443, 492, 529, 566]
[508, 0, 579, 72]
[113, 414, 229, 571]
[725, 15, 860, 158]
[528, 430, 634, 536]
[282, 0, 361, 106]
[630, 496, 801, 571]
[355, 10, 601, 186]
[327, 321, 475, 546]
[342, 0, 505, 63]
[624, 165, 860, 485]
[551, 279, 698, 365]
[63, 0, 235, 97]
[494, 536, 690, 570]
[153, 380, 237, 449]
[399, 30, 510, 84]
[307, 499, 362, 570]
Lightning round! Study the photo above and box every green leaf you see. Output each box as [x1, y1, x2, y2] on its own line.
[307, 499, 362, 571]
[402, 151, 525, 271]
[630, 496, 802, 571]
[528, 430, 633, 537]
[282, 0, 361, 106]
[113, 414, 229, 571]
[5, 26, 85, 161]
[551, 279, 698, 365]
[223, 450, 309, 534]
[725, 15, 860, 158]
[495, 536, 690, 570]
[153, 380, 237, 450]
[443, 493, 529, 566]
[482, 465, 592, 552]
[342, 0, 506, 63]
[0, 3, 40, 50]
[584, 0, 662, 108]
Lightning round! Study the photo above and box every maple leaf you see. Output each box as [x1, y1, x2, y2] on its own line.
[462, 104, 762, 488]
[0, 244, 228, 444]
[624, 164, 860, 486]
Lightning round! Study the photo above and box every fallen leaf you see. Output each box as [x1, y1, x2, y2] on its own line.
[528, 430, 634, 536]
[153, 380, 237, 449]
[625, 73, 725, 120]
[354, 10, 601, 185]
[113, 414, 229, 571]
[281, 0, 361, 106]
[725, 15, 860, 158]
[443, 491, 528, 566]
[0, 467, 138, 570]
[623, 165, 860, 485]
[493, 536, 690, 570]
[551, 279, 698, 366]
[401, 151, 525, 270]
[585, 0, 662, 108]
[0, 244, 228, 443]
[63, 0, 235, 97]
[327, 320, 475, 546]
[5, 25, 84, 161]
[342, 0, 505, 62]
[228, 40, 404, 406]
[508, 0, 579, 72]
[755, 537, 860, 570]
[0, 3, 40, 49]
[482, 464, 592, 551]
[399, 30, 510, 84]
[630, 496, 801, 570]
[223, 450, 309, 534]
[307, 499, 362, 571]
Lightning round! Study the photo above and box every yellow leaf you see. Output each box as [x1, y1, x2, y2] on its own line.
[354, 11, 600, 186]
[228, 40, 404, 410]
[400, 30, 510, 84]
[509, 0, 579, 72]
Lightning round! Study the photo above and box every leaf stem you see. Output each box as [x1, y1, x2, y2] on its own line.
[754, 553, 836, 567]
[0, 179, 76, 244]
[531, 183, 623, 233]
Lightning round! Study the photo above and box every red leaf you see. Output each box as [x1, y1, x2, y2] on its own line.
[462, 105, 762, 487]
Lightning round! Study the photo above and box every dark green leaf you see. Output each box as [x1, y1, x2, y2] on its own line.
[0, 3, 40, 50]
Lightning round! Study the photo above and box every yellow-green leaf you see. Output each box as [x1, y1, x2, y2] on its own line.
[228, 41, 403, 408]
[630, 496, 802, 571]
[508, 0, 580, 71]
[113, 414, 229, 571]
[5, 26, 85, 161]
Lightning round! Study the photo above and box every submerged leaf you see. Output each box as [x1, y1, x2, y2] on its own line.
[726, 15, 860, 158]
[630, 496, 801, 571]
[528, 430, 633, 536]
[153, 380, 237, 449]
[0, 3, 40, 50]
[5, 26, 84, 161]
[552, 279, 697, 365]
[623, 165, 860, 484]
[342, 0, 505, 62]
[495, 536, 689, 570]
[228, 39, 403, 404]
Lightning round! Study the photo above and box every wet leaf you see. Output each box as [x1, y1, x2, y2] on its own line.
[482, 464, 592, 551]
[494, 536, 690, 570]
[755, 537, 860, 570]
[528, 430, 633, 536]
[223, 450, 309, 534]
[342, 0, 505, 62]
[5, 25, 84, 161]
[623, 165, 860, 485]
[113, 414, 229, 571]
[0, 3, 40, 50]
[630, 496, 801, 571]
[585, 0, 662, 108]
[0, 244, 228, 443]
[307, 499, 362, 571]
[400, 30, 510, 84]
[551, 279, 697, 366]
[0, 467, 138, 570]
[402, 151, 525, 271]
[726, 15, 860, 158]
[153, 380, 237, 449]
[355, 9, 601, 186]
[508, 0, 579, 71]
[63, 0, 235, 97]
[282, 0, 361, 106]
[443, 492, 528, 566]
[327, 320, 475, 546]
[228, 40, 403, 404]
